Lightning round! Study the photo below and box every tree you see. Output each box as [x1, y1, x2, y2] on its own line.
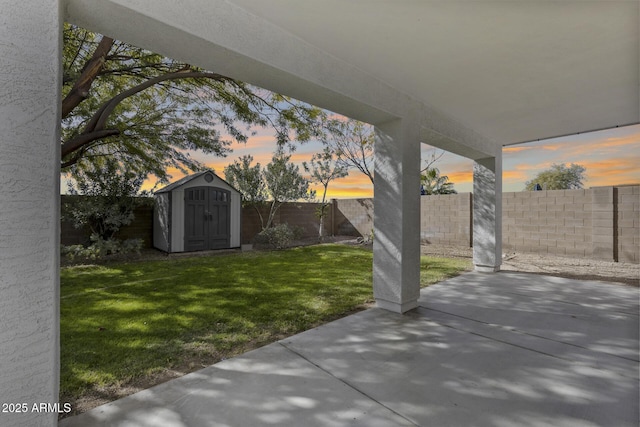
[420, 167, 457, 195]
[303, 148, 349, 240]
[62, 24, 323, 182]
[263, 152, 316, 229]
[323, 118, 374, 184]
[224, 152, 315, 230]
[64, 159, 151, 257]
[421, 147, 446, 174]
[525, 163, 586, 191]
[224, 155, 268, 227]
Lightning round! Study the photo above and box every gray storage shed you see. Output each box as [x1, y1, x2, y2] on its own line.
[153, 171, 242, 253]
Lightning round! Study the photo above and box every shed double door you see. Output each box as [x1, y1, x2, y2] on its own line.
[184, 186, 230, 251]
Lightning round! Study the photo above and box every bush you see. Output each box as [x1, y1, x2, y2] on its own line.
[61, 234, 143, 261]
[254, 223, 302, 250]
[64, 161, 151, 241]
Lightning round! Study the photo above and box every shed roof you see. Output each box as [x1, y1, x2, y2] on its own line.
[154, 171, 241, 195]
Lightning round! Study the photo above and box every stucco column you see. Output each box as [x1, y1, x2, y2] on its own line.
[0, 1, 61, 426]
[473, 154, 502, 272]
[373, 118, 421, 313]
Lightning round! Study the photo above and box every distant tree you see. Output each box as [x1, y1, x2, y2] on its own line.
[421, 147, 446, 174]
[264, 152, 316, 229]
[224, 152, 315, 230]
[525, 163, 586, 191]
[421, 167, 457, 195]
[303, 147, 349, 240]
[323, 118, 374, 184]
[224, 155, 268, 226]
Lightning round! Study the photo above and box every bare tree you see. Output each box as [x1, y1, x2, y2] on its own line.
[303, 148, 348, 240]
[323, 119, 374, 184]
[420, 147, 446, 174]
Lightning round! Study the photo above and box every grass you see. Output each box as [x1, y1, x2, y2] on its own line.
[60, 244, 470, 409]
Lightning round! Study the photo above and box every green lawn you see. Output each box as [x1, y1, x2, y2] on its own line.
[60, 244, 470, 407]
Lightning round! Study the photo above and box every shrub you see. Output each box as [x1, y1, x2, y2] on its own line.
[64, 161, 151, 241]
[61, 234, 143, 261]
[254, 223, 301, 250]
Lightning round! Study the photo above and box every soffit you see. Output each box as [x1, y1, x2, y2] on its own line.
[230, 0, 639, 146]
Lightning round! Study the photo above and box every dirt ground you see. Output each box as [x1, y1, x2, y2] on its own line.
[420, 244, 639, 287]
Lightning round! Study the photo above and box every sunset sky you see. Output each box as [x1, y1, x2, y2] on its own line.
[149, 123, 640, 199]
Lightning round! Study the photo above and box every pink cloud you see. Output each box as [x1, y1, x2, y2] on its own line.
[503, 144, 560, 154]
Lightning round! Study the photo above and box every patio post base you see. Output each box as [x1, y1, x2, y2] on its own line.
[474, 264, 501, 273]
[375, 298, 419, 314]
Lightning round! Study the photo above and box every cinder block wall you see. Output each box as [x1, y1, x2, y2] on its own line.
[333, 186, 638, 263]
[60, 195, 154, 248]
[591, 187, 614, 261]
[332, 198, 374, 237]
[502, 189, 594, 258]
[502, 186, 639, 263]
[62, 186, 639, 263]
[420, 193, 472, 246]
[240, 202, 332, 244]
[118, 204, 154, 247]
[616, 186, 640, 263]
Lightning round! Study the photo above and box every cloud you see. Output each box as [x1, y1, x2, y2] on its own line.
[446, 170, 472, 184]
[335, 173, 373, 186]
[600, 135, 640, 148]
[518, 160, 558, 171]
[310, 172, 373, 199]
[503, 146, 532, 153]
[580, 157, 640, 186]
[503, 144, 560, 154]
[567, 138, 640, 158]
[503, 170, 529, 182]
[204, 150, 275, 172]
[288, 151, 316, 163]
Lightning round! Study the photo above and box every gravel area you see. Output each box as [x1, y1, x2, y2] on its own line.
[420, 244, 639, 287]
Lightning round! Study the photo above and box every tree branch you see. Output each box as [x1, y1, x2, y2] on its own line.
[61, 129, 120, 160]
[61, 35, 115, 119]
[84, 70, 232, 134]
[62, 70, 233, 161]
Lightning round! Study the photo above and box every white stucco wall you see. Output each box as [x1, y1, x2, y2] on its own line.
[153, 193, 170, 252]
[230, 193, 241, 248]
[373, 116, 422, 313]
[171, 189, 185, 252]
[0, 1, 61, 426]
[473, 155, 503, 272]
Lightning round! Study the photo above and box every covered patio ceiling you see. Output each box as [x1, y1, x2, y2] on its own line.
[66, 0, 639, 156]
[232, 0, 639, 146]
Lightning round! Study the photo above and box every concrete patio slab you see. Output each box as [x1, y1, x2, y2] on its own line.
[60, 272, 639, 427]
[59, 341, 412, 427]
